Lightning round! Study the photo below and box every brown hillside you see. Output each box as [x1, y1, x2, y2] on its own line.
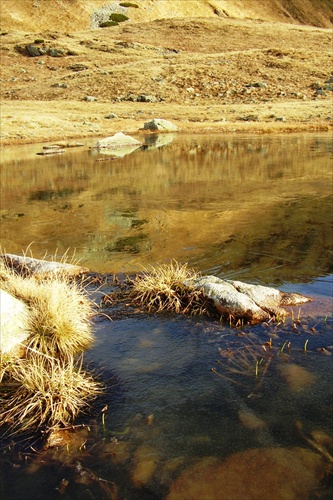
[0, 0, 332, 31]
[0, 0, 332, 145]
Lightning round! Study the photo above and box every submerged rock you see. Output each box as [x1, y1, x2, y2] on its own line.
[167, 447, 325, 500]
[189, 276, 311, 323]
[130, 445, 160, 487]
[278, 363, 316, 392]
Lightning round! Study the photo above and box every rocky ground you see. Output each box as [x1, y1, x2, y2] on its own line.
[0, 1, 332, 145]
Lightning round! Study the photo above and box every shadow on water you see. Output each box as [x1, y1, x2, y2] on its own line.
[0, 133, 332, 499]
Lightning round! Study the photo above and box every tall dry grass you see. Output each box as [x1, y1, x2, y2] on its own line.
[0, 265, 93, 358]
[131, 260, 211, 315]
[0, 353, 102, 434]
[0, 259, 101, 435]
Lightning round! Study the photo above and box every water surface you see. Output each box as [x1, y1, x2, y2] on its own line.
[0, 133, 332, 499]
[1, 133, 332, 281]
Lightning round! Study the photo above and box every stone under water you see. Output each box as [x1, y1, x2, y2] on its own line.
[167, 446, 325, 500]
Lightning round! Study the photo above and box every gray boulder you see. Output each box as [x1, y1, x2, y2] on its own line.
[188, 276, 311, 324]
[143, 119, 178, 132]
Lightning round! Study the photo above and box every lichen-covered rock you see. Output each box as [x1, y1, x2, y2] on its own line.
[192, 276, 269, 322]
[189, 276, 311, 323]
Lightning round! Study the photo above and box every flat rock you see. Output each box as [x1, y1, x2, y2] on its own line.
[189, 276, 311, 323]
[1, 254, 89, 277]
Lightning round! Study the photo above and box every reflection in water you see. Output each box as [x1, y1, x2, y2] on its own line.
[0, 133, 332, 281]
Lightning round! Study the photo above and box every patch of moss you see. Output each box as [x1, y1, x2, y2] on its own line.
[109, 13, 129, 23]
[120, 2, 139, 7]
[99, 20, 119, 28]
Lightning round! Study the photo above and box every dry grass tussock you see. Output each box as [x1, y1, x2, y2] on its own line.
[0, 264, 93, 358]
[131, 260, 212, 316]
[0, 353, 103, 435]
[0, 261, 102, 435]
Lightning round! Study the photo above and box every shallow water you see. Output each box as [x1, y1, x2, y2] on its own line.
[0, 133, 332, 499]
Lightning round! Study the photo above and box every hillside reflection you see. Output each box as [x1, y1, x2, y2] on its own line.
[0, 133, 332, 282]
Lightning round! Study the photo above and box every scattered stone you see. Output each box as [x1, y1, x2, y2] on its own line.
[84, 95, 97, 102]
[117, 94, 162, 103]
[21, 44, 70, 57]
[42, 144, 62, 150]
[47, 48, 64, 57]
[36, 149, 65, 155]
[323, 82, 333, 91]
[275, 116, 286, 122]
[143, 118, 178, 132]
[25, 44, 45, 56]
[55, 142, 85, 148]
[67, 63, 88, 71]
[51, 83, 68, 88]
[245, 82, 267, 88]
[239, 115, 259, 122]
[105, 113, 118, 119]
[137, 94, 157, 103]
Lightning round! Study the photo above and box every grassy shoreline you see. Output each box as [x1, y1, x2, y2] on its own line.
[1, 100, 332, 147]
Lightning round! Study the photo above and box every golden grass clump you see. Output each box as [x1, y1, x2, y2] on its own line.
[0, 354, 103, 434]
[131, 260, 209, 315]
[0, 256, 101, 435]
[0, 266, 93, 358]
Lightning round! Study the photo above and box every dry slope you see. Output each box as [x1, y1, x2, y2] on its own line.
[0, 0, 332, 144]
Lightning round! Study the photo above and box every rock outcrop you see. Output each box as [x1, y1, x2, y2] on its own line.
[189, 276, 311, 323]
